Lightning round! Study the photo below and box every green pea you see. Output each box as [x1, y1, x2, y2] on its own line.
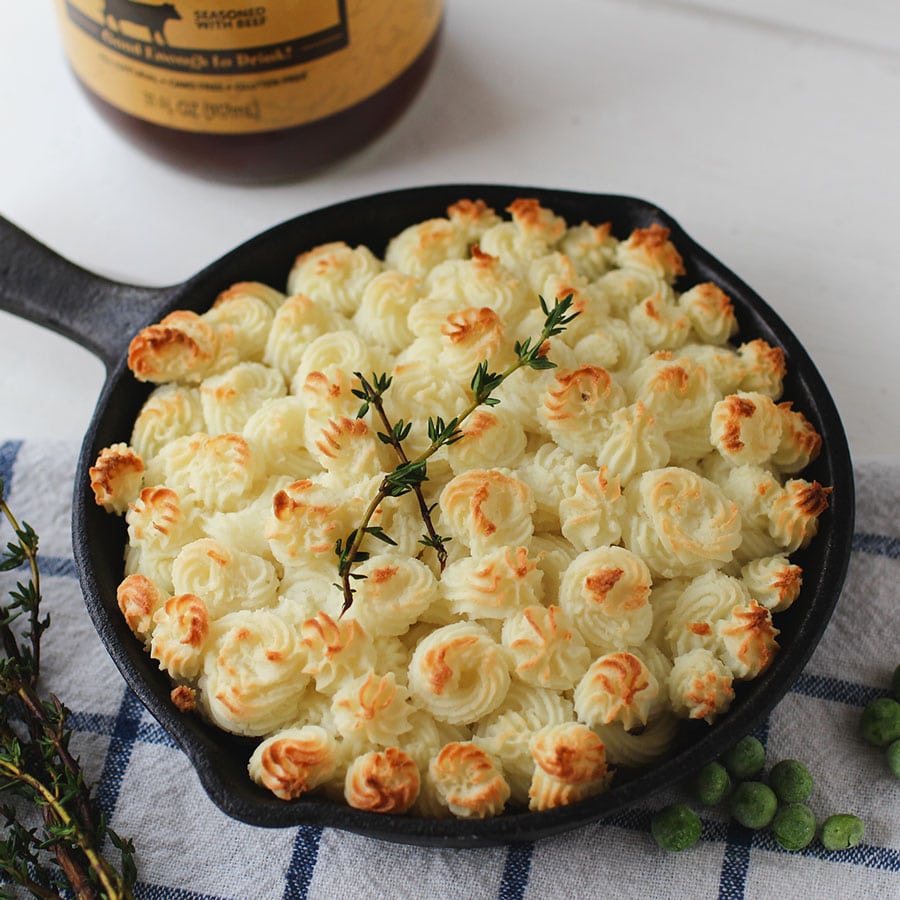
[721, 736, 766, 780]
[821, 814, 865, 851]
[768, 759, 813, 804]
[860, 697, 900, 747]
[771, 803, 816, 851]
[729, 781, 778, 829]
[688, 762, 732, 807]
[651, 803, 702, 852]
[886, 740, 900, 779]
[892, 664, 900, 702]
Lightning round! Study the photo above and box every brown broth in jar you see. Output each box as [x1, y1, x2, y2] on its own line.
[54, 1, 443, 182]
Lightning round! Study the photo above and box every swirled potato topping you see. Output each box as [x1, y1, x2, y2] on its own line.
[92, 200, 830, 818]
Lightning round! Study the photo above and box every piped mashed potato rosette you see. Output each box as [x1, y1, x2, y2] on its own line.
[91, 198, 831, 820]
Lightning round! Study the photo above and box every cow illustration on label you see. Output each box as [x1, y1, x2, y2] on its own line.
[104, 0, 181, 45]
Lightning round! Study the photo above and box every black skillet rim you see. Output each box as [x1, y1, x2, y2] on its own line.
[72, 184, 854, 847]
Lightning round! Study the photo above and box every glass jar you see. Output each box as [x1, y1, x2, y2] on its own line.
[54, 1, 444, 182]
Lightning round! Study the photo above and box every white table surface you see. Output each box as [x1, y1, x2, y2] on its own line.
[2, 0, 899, 457]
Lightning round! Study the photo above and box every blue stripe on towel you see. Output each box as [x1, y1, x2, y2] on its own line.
[136, 886, 231, 900]
[283, 826, 324, 900]
[499, 842, 534, 900]
[753, 831, 900, 870]
[41, 554, 78, 578]
[0, 440, 22, 497]
[94, 688, 146, 822]
[715, 713, 771, 899]
[718, 826, 752, 900]
[69, 709, 119, 735]
[135, 717, 180, 749]
[791, 672, 886, 707]
[852, 532, 900, 560]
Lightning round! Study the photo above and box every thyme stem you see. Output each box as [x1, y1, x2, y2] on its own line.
[335, 294, 577, 614]
[356, 372, 449, 572]
[17, 686, 101, 840]
[0, 478, 137, 899]
[337, 485, 393, 615]
[0, 491, 40, 679]
[0, 755, 122, 899]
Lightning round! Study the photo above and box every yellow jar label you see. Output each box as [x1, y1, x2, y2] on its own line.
[55, 0, 442, 134]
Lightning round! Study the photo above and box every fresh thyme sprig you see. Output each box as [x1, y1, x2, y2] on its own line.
[0, 503, 44, 682]
[352, 371, 450, 572]
[0, 478, 137, 899]
[334, 293, 578, 614]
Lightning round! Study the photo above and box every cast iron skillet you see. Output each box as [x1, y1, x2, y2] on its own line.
[0, 184, 854, 847]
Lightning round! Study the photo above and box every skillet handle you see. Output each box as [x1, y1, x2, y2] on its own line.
[0, 215, 175, 371]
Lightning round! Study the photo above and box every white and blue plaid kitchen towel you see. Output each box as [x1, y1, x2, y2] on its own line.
[0, 439, 897, 900]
